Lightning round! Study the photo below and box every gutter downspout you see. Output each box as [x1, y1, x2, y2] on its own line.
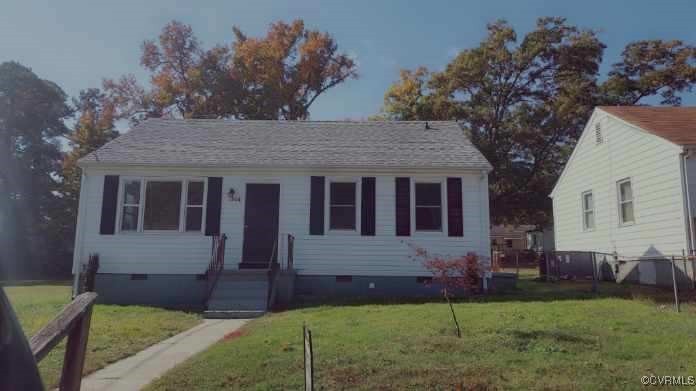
[679, 149, 694, 255]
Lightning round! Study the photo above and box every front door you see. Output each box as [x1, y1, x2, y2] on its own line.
[241, 184, 280, 268]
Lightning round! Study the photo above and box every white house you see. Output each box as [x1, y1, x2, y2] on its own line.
[551, 106, 696, 285]
[72, 120, 492, 314]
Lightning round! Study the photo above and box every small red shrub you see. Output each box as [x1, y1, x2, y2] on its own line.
[407, 242, 482, 295]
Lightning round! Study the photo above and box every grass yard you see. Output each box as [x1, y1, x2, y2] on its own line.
[5, 283, 201, 389]
[148, 274, 696, 390]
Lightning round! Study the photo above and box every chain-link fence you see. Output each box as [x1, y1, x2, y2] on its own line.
[539, 251, 696, 312]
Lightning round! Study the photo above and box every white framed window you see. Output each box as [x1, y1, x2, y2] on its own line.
[120, 179, 143, 232]
[617, 178, 635, 225]
[328, 181, 358, 230]
[144, 181, 183, 231]
[582, 190, 594, 231]
[118, 177, 206, 233]
[184, 181, 205, 231]
[414, 182, 443, 231]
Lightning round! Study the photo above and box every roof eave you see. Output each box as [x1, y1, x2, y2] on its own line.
[77, 159, 492, 173]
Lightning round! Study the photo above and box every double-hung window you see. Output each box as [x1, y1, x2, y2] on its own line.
[582, 191, 594, 231]
[617, 178, 634, 225]
[119, 178, 205, 233]
[121, 180, 142, 231]
[329, 182, 357, 230]
[185, 181, 205, 231]
[415, 182, 442, 231]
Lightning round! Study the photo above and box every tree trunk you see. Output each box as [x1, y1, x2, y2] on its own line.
[444, 288, 462, 338]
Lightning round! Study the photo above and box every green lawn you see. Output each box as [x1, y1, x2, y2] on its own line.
[148, 275, 696, 390]
[5, 283, 201, 389]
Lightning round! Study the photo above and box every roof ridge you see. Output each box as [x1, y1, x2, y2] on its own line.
[147, 118, 459, 124]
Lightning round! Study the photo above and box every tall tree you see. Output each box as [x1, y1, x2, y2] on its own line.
[59, 89, 119, 262]
[231, 20, 357, 119]
[602, 40, 696, 105]
[379, 18, 696, 226]
[0, 61, 72, 279]
[105, 19, 357, 122]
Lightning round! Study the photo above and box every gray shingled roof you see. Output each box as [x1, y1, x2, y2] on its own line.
[79, 119, 491, 170]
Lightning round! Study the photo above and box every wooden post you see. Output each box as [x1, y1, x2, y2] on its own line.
[671, 256, 681, 313]
[60, 305, 94, 391]
[685, 249, 696, 291]
[515, 252, 520, 277]
[303, 324, 314, 391]
[29, 292, 97, 391]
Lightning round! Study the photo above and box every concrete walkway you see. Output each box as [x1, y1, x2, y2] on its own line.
[81, 318, 249, 391]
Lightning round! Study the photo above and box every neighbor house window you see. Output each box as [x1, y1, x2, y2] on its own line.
[329, 182, 356, 230]
[617, 179, 634, 225]
[121, 180, 142, 231]
[119, 178, 205, 233]
[415, 183, 442, 231]
[582, 191, 595, 230]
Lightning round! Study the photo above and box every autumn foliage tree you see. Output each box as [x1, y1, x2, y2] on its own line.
[105, 19, 357, 123]
[60, 89, 119, 254]
[379, 17, 696, 226]
[409, 243, 482, 338]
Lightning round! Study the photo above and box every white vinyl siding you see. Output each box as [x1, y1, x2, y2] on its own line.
[552, 109, 688, 259]
[75, 169, 490, 276]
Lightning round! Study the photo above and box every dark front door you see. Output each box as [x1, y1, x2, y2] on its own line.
[241, 184, 280, 268]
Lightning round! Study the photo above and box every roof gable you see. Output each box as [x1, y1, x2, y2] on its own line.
[549, 110, 601, 198]
[598, 106, 696, 146]
[79, 119, 492, 171]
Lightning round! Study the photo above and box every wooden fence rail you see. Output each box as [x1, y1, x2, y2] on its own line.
[1, 290, 97, 391]
[32, 292, 98, 391]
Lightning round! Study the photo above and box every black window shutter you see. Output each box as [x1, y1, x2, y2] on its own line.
[205, 177, 223, 236]
[361, 177, 376, 236]
[99, 175, 120, 234]
[395, 177, 410, 236]
[447, 177, 464, 237]
[309, 176, 325, 235]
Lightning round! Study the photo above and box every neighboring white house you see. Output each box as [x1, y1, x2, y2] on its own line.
[551, 106, 696, 285]
[72, 120, 492, 309]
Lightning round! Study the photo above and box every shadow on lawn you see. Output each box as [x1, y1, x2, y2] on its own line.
[282, 277, 696, 311]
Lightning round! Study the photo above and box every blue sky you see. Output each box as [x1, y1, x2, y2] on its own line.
[2, 0, 696, 121]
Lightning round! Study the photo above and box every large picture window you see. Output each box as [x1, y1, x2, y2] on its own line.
[329, 182, 356, 230]
[582, 190, 594, 231]
[144, 181, 182, 230]
[617, 178, 634, 225]
[118, 178, 205, 233]
[415, 182, 442, 231]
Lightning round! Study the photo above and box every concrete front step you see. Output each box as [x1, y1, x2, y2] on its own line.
[204, 310, 266, 319]
[220, 269, 269, 278]
[206, 269, 271, 313]
[210, 292, 268, 302]
[213, 281, 269, 290]
[207, 302, 267, 311]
